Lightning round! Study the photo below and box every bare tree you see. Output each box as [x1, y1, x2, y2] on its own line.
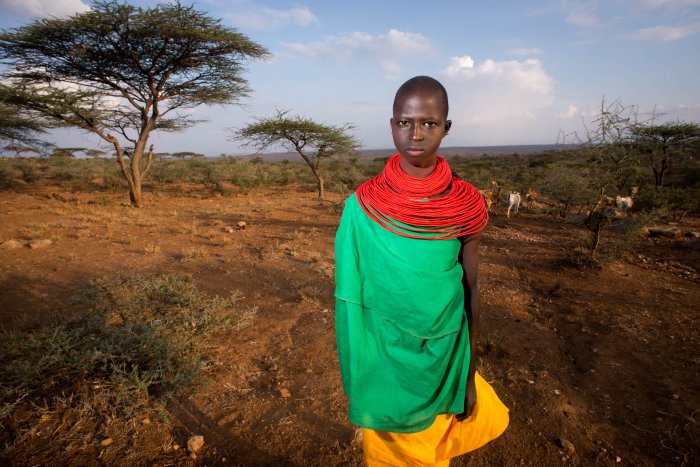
[0, 1, 268, 206]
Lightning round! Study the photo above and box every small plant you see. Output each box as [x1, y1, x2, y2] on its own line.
[144, 243, 161, 255]
[0, 274, 256, 453]
[14, 160, 39, 184]
[292, 280, 322, 304]
[181, 245, 209, 261]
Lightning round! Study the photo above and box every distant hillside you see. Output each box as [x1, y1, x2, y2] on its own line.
[242, 144, 573, 162]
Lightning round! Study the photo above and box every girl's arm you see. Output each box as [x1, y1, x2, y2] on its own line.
[457, 231, 482, 419]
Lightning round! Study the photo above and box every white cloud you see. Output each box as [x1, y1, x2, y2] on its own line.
[442, 56, 555, 97]
[508, 47, 544, 56]
[0, 0, 89, 17]
[229, 5, 318, 30]
[625, 21, 700, 40]
[566, 8, 600, 27]
[438, 56, 560, 143]
[281, 29, 433, 75]
[557, 104, 580, 118]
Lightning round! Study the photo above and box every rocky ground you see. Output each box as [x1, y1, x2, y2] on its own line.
[0, 184, 698, 466]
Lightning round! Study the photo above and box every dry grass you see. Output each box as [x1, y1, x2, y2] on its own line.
[144, 243, 161, 255]
[180, 245, 209, 261]
[17, 223, 60, 241]
[291, 280, 322, 304]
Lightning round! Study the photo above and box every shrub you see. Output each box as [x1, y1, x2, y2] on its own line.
[633, 186, 700, 221]
[14, 160, 40, 184]
[0, 274, 257, 429]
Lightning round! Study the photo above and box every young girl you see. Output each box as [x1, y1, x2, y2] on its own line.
[335, 76, 509, 466]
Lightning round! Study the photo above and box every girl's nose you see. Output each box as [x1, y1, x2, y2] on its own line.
[411, 125, 423, 141]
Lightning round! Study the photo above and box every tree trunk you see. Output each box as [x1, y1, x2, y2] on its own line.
[318, 175, 325, 200]
[129, 144, 145, 208]
[591, 226, 602, 256]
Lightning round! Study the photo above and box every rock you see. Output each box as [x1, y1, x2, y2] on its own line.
[225, 227, 235, 233]
[0, 239, 24, 249]
[237, 221, 247, 230]
[684, 230, 700, 238]
[558, 437, 575, 454]
[190, 452, 197, 460]
[142, 418, 150, 425]
[279, 388, 292, 398]
[100, 438, 113, 447]
[647, 226, 680, 238]
[554, 389, 561, 395]
[172, 444, 180, 451]
[680, 239, 700, 250]
[28, 239, 53, 249]
[616, 456, 622, 463]
[353, 428, 363, 444]
[187, 435, 204, 453]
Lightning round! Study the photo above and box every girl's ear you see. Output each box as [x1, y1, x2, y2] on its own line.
[445, 120, 452, 133]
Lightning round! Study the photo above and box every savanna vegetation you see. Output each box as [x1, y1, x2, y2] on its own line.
[0, 141, 698, 464]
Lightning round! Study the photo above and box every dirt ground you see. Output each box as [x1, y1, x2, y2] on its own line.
[0, 183, 698, 466]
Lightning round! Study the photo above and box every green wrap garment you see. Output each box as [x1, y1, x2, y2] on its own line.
[334, 194, 470, 433]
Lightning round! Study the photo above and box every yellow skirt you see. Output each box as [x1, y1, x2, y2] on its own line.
[362, 372, 509, 467]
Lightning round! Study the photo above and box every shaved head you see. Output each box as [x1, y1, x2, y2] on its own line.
[393, 76, 449, 119]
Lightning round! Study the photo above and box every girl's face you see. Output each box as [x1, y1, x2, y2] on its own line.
[391, 90, 451, 174]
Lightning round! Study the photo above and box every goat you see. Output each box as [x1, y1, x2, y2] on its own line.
[479, 190, 493, 213]
[507, 192, 521, 218]
[615, 186, 639, 212]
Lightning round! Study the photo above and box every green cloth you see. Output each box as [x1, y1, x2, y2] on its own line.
[335, 194, 470, 433]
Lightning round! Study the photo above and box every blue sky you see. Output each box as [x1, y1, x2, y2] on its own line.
[1, 0, 699, 155]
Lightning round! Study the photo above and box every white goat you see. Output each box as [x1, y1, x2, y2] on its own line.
[615, 186, 639, 212]
[507, 192, 521, 218]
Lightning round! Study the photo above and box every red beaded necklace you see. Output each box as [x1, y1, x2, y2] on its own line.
[356, 154, 488, 240]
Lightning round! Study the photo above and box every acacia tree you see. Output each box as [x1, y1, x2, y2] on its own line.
[631, 122, 700, 187]
[234, 110, 360, 199]
[0, 1, 268, 206]
[0, 83, 51, 145]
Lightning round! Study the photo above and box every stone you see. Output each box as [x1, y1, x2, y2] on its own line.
[0, 239, 24, 249]
[225, 227, 235, 233]
[187, 435, 204, 453]
[684, 230, 700, 238]
[100, 438, 113, 447]
[353, 428, 363, 444]
[279, 388, 292, 398]
[558, 437, 575, 454]
[28, 239, 53, 249]
[237, 221, 247, 230]
[647, 227, 680, 238]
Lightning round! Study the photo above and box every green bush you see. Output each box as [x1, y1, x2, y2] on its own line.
[0, 274, 256, 424]
[633, 186, 700, 221]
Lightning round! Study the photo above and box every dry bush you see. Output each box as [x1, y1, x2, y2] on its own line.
[0, 275, 256, 461]
[180, 245, 209, 261]
[143, 243, 161, 255]
[292, 280, 322, 304]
